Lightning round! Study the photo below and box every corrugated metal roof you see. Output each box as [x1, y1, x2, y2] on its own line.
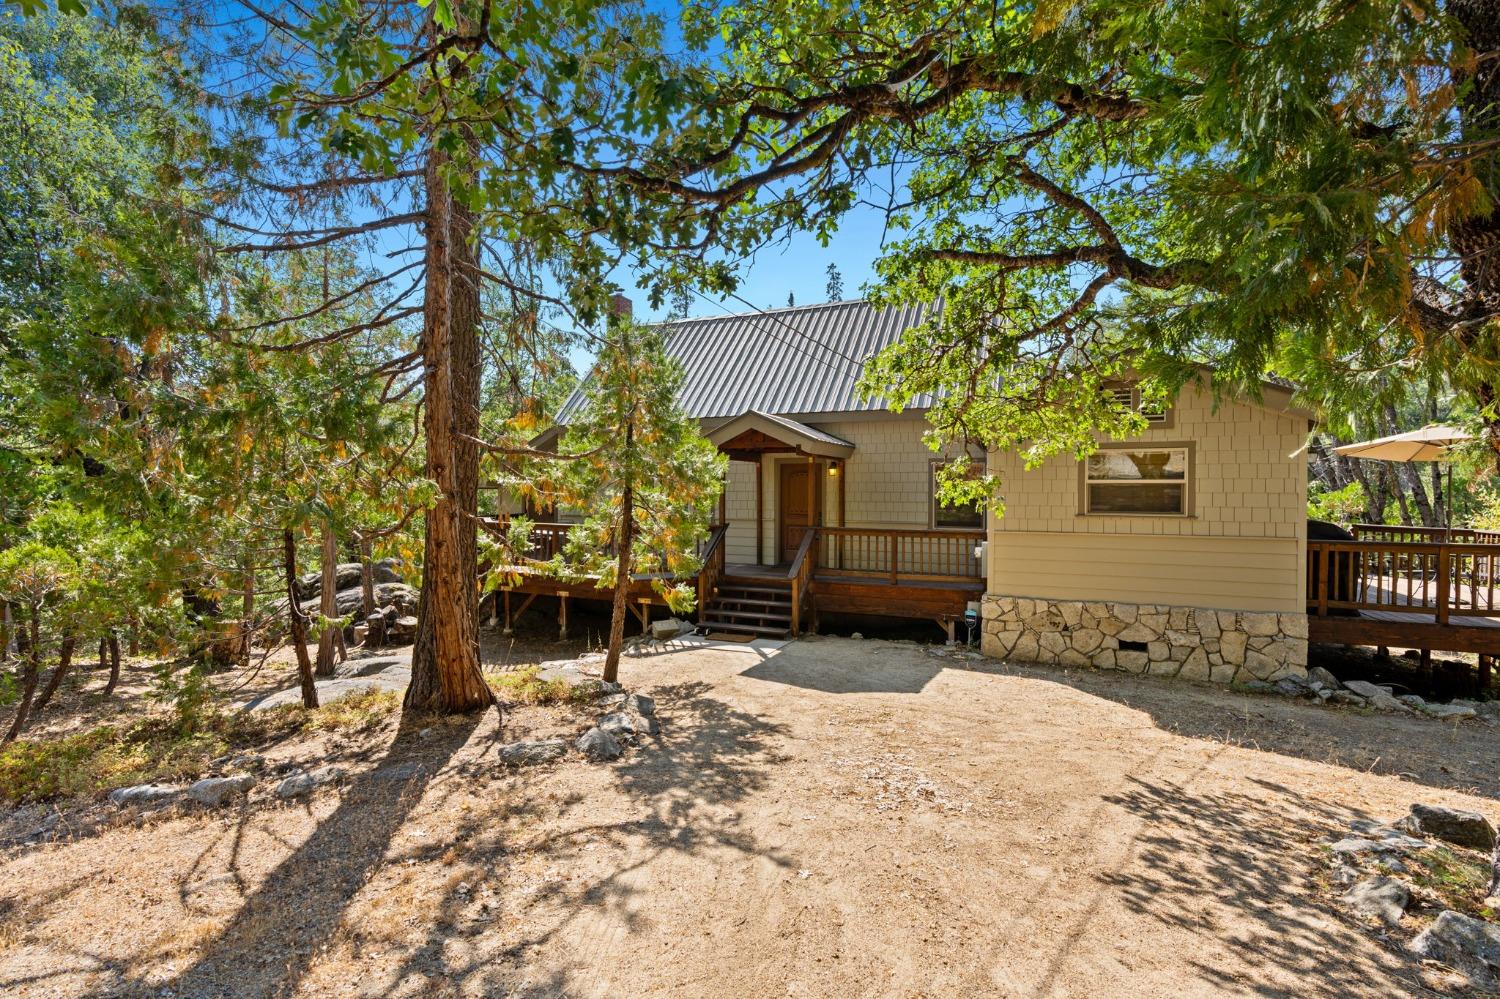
[555, 298, 939, 424]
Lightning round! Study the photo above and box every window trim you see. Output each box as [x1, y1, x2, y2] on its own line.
[1078, 442, 1195, 517]
[929, 459, 986, 531]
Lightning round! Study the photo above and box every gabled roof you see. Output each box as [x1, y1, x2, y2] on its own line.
[554, 298, 939, 424]
[706, 410, 856, 460]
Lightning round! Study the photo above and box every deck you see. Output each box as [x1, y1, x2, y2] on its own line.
[1307, 526, 1500, 686]
[486, 521, 985, 638]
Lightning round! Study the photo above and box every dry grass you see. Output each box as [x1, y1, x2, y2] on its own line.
[485, 665, 599, 706]
[1404, 846, 1499, 920]
[0, 688, 399, 804]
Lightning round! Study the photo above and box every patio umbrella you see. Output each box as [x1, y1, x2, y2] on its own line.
[1334, 425, 1472, 537]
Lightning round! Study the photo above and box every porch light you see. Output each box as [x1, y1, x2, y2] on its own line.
[827, 465, 839, 476]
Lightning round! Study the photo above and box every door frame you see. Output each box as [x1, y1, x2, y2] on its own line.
[776, 458, 825, 564]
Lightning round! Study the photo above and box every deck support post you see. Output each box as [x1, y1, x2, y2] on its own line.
[1479, 654, 1493, 695]
[502, 590, 513, 636]
[755, 462, 764, 565]
[942, 617, 956, 646]
[558, 593, 569, 640]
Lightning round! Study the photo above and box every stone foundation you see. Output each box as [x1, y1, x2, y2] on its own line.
[980, 594, 1308, 684]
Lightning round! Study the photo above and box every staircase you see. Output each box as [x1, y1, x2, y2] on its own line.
[699, 580, 793, 638]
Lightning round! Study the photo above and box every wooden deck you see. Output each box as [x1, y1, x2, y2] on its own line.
[1307, 534, 1500, 660]
[488, 521, 985, 638]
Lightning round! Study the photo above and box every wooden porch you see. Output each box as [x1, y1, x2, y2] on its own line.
[487, 520, 986, 640]
[1307, 524, 1500, 690]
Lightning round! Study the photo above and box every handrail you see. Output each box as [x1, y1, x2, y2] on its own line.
[1308, 539, 1500, 621]
[1353, 523, 1500, 545]
[787, 528, 818, 635]
[695, 524, 729, 623]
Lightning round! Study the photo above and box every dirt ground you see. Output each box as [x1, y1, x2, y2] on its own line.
[3, 635, 1499, 998]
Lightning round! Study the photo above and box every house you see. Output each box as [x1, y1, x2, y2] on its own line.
[502, 298, 1317, 686]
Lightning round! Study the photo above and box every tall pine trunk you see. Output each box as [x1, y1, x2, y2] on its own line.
[604, 423, 635, 685]
[239, 543, 256, 668]
[102, 631, 121, 697]
[405, 143, 491, 714]
[283, 529, 319, 709]
[315, 521, 338, 676]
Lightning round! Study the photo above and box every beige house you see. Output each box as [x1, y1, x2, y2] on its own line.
[508, 299, 1314, 684]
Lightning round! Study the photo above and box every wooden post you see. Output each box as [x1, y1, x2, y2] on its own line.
[889, 530, 899, 584]
[1436, 544, 1451, 626]
[1316, 544, 1330, 616]
[805, 455, 815, 555]
[837, 459, 846, 570]
[558, 593, 569, 640]
[502, 589, 513, 636]
[1479, 654, 1492, 695]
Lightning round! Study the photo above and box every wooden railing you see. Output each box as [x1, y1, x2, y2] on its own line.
[1352, 523, 1500, 545]
[1309, 540, 1500, 623]
[695, 524, 729, 624]
[787, 529, 818, 635]
[815, 527, 986, 583]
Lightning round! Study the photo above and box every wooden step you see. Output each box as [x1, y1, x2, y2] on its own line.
[699, 618, 790, 637]
[712, 595, 790, 610]
[706, 607, 791, 623]
[717, 583, 792, 597]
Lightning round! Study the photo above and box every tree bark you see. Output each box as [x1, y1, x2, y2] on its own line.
[283, 529, 319, 709]
[0, 599, 11, 666]
[2, 604, 43, 744]
[31, 635, 78, 714]
[604, 424, 635, 685]
[315, 521, 338, 677]
[102, 631, 121, 697]
[239, 542, 256, 667]
[404, 143, 491, 714]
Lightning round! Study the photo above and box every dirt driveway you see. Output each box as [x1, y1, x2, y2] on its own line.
[3, 636, 1498, 998]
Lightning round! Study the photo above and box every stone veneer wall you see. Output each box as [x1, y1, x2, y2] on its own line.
[981, 594, 1308, 684]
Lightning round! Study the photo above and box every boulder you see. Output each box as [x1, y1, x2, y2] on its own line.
[1307, 666, 1341, 689]
[1408, 911, 1500, 987]
[576, 727, 623, 761]
[275, 765, 344, 800]
[296, 560, 404, 600]
[266, 582, 419, 635]
[108, 783, 182, 807]
[188, 775, 256, 807]
[1421, 702, 1478, 721]
[1398, 804, 1497, 851]
[1275, 676, 1315, 699]
[598, 710, 659, 739]
[1343, 680, 1408, 712]
[498, 739, 568, 766]
[1330, 836, 1427, 858]
[1341, 876, 1410, 925]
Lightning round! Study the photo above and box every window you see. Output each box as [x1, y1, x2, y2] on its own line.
[930, 462, 985, 529]
[1083, 447, 1190, 515]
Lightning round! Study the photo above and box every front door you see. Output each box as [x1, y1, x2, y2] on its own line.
[779, 462, 823, 563]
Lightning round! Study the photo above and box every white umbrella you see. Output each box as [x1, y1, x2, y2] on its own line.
[1334, 425, 1472, 536]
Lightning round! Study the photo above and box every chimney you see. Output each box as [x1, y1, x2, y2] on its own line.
[609, 294, 633, 320]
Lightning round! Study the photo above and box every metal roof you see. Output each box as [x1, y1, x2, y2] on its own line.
[554, 298, 939, 424]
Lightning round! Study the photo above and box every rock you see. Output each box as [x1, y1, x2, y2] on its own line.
[1421, 702, 1478, 721]
[108, 784, 182, 807]
[1275, 677, 1315, 698]
[1396, 693, 1425, 708]
[1341, 876, 1410, 925]
[1408, 911, 1500, 986]
[599, 681, 622, 694]
[622, 693, 656, 717]
[227, 753, 267, 771]
[498, 739, 568, 766]
[1307, 666, 1341, 689]
[1343, 680, 1408, 712]
[1327, 690, 1367, 706]
[1330, 836, 1426, 858]
[266, 582, 419, 636]
[650, 617, 692, 640]
[188, 775, 256, 807]
[1399, 804, 1497, 851]
[850, 632, 863, 640]
[598, 710, 659, 739]
[576, 727, 623, 761]
[1241, 679, 1277, 694]
[274, 766, 344, 799]
[295, 561, 404, 600]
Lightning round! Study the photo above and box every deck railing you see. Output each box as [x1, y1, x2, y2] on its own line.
[1308, 540, 1500, 622]
[815, 527, 986, 583]
[695, 524, 729, 623]
[1352, 523, 1500, 545]
[787, 529, 819, 634]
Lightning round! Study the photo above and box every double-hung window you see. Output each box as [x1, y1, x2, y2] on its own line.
[1083, 447, 1190, 515]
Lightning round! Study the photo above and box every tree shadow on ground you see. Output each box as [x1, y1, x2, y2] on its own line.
[329, 679, 799, 998]
[948, 656, 1500, 802]
[740, 640, 944, 694]
[1094, 774, 1426, 997]
[63, 711, 489, 999]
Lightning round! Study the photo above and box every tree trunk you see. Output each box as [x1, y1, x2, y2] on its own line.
[405, 142, 491, 714]
[2, 604, 43, 744]
[315, 521, 338, 677]
[358, 532, 379, 647]
[31, 635, 78, 714]
[0, 600, 11, 666]
[283, 529, 319, 709]
[604, 425, 635, 685]
[102, 631, 121, 697]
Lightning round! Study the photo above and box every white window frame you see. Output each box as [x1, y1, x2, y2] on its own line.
[1082, 445, 1193, 517]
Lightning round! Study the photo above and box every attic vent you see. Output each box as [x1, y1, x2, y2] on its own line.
[1108, 385, 1170, 426]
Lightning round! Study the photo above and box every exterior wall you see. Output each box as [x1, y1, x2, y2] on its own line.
[718, 413, 983, 568]
[981, 380, 1310, 682]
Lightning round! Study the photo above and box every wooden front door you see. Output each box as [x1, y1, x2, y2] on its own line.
[779, 462, 823, 563]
